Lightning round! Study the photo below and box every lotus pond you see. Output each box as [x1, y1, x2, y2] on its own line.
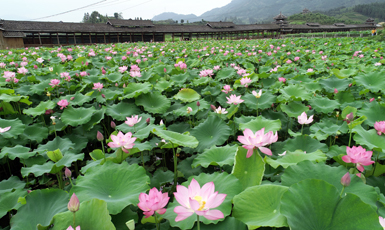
[1, 37, 385, 230]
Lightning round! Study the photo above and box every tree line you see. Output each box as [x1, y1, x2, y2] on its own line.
[352, 2, 385, 21]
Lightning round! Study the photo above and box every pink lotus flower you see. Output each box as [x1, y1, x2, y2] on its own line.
[379, 216, 385, 229]
[67, 226, 80, 230]
[2, 71, 16, 82]
[213, 65, 221, 71]
[237, 128, 278, 157]
[108, 131, 136, 153]
[374, 121, 385, 135]
[125, 115, 142, 127]
[307, 68, 314, 72]
[294, 57, 300, 61]
[93, 82, 103, 92]
[222, 85, 232, 94]
[226, 94, 244, 105]
[240, 77, 252, 87]
[119, 66, 128, 73]
[252, 89, 262, 98]
[130, 71, 142, 78]
[80, 71, 88, 77]
[57, 99, 69, 110]
[298, 112, 313, 125]
[215, 106, 228, 114]
[0, 126, 11, 133]
[173, 179, 226, 221]
[278, 77, 286, 83]
[286, 60, 292, 64]
[138, 187, 169, 218]
[68, 193, 80, 212]
[49, 79, 60, 88]
[17, 67, 28, 75]
[342, 146, 375, 172]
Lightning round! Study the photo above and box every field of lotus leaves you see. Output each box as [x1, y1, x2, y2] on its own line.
[1, 36, 385, 230]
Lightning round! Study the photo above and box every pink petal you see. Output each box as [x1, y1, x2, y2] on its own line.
[258, 147, 272, 156]
[246, 149, 254, 158]
[200, 182, 215, 201]
[174, 186, 189, 208]
[174, 206, 194, 222]
[143, 210, 154, 218]
[156, 208, 167, 215]
[356, 163, 365, 172]
[188, 178, 201, 197]
[341, 155, 352, 163]
[201, 209, 224, 220]
[206, 193, 226, 209]
[189, 198, 200, 211]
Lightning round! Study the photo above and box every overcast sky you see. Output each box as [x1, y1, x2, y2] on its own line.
[1, 0, 232, 22]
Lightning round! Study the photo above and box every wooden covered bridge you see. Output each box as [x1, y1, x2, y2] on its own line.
[0, 13, 376, 49]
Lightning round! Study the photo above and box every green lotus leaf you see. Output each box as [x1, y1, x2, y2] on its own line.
[216, 67, 236, 81]
[279, 85, 312, 101]
[282, 161, 378, 209]
[30, 80, 50, 94]
[50, 199, 116, 230]
[192, 145, 238, 168]
[243, 91, 277, 110]
[172, 100, 210, 117]
[354, 72, 385, 93]
[59, 91, 93, 106]
[280, 179, 382, 230]
[233, 185, 289, 229]
[331, 68, 358, 79]
[191, 216, 247, 230]
[111, 206, 138, 230]
[239, 116, 281, 133]
[64, 134, 88, 153]
[201, 85, 222, 96]
[135, 92, 171, 114]
[284, 135, 328, 153]
[173, 88, 201, 103]
[120, 82, 152, 99]
[36, 136, 75, 154]
[0, 176, 26, 194]
[163, 172, 243, 230]
[0, 189, 28, 218]
[319, 75, 351, 93]
[23, 101, 56, 117]
[106, 101, 142, 121]
[177, 155, 203, 179]
[152, 128, 198, 148]
[309, 95, 340, 114]
[150, 169, 174, 188]
[0, 94, 32, 105]
[170, 72, 190, 86]
[266, 150, 327, 169]
[0, 145, 36, 160]
[82, 107, 106, 131]
[55, 152, 84, 169]
[353, 125, 385, 151]
[0, 118, 26, 139]
[21, 161, 53, 177]
[193, 76, 211, 86]
[105, 72, 122, 82]
[310, 120, 348, 140]
[190, 115, 231, 152]
[70, 161, 150, 215]
[155, 79, 174, 92]
[357, 102, 385, 127]
[232, 147, 265, 190]
[61, 106, 96, 126]
[280, 101, 309, 117]
[22, 123, 49, 143]
[10, 189, 69, 230]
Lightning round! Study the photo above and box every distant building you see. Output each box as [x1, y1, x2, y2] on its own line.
[302, 8, 311, 14]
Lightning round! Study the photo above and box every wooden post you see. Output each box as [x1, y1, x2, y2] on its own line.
[130, 33, 132, 43]
[66, 33, 69, 44]
[73, 33, 77, 45]
[89, 33, 92, 43]
[163, 33, 165, 42]
[103, 33, 106, 43]
[172, 33, 174, 42]
[38, 33, 42, 45]
[152, 32, 155, 42]
[117, 33, 120, 43]
[56, 33, 60, 45]
[141, 32, 144, 42]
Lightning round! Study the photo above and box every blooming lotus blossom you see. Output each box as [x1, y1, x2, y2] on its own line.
[130, 71, 142, 78]
[375, 62, 382, 66]
[294, 57, 300, 61]
[2, 71, 16, 82]
[138, 187, 169, 218]
[215, 106, 228, 114]
[238, 128, 278, 157]
[252, 89, 262, 98]
[297, 112, 314, 125]
[49, 79, 60, 88]
[80, 71, 88, 77]
[93, 82, 103, 92]
[199, 69, 214, 77]
[278, 77, 286, 83]
[187, 107, 193, 114]
[0, 62, 6, 68]
[226, 94, 244, 105]
[0, 126, 11, 133]
[174, 179, 226, 221]
[213, 65, 221, 71]
[307, 68, 313, 72]
[240, 77, 252, 87]
[221, 85, 233, 94]
[374, 121, 385, 135]
[286, 60, 292, 64]
[125, 115, 142, 127]
[67, 226, 80, 230]
[119, 66, 128, 73]
[57, 99, 69, 110]
[17, 67, 28, 75]
[379, 216, 385, 229]
[342, 146, 375, 172]
[20, 61, 28, 67]
[108, 131, 136, 153]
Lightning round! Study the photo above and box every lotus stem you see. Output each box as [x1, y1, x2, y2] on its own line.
[197, 215, 200, 230]
[73, 212, 76, 229]
[154, 214, 160, 230]
[348, 130, 352, 147]
[171, 141, 178, 190]
[301, 125, 304, 135]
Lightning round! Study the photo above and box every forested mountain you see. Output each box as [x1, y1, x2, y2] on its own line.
[288, 12, 360, 25]
[352, 2, 385, 21]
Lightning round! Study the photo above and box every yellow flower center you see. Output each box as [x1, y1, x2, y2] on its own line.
[193, 195, 206, 211]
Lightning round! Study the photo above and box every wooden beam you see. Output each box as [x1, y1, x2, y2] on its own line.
[117, 33, 119, 43]
[73, 33, 76, 45]
[56, 33, 60, 45]
[38, 33, 42, 45]
[141, 32, 144, 42]
[89, 33, 92, 44]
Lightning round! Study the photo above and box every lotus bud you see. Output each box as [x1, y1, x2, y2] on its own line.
[70, 97, 75, 101]
[85, 61, 89, 66]
[370, 98, 375, 102]
[334, 88, 338, 94]
[115, 83, 118, 87]
[346, 112, 354, 121]
[64, 167, 71, 178]
[210, 105, 216, 111]
[111, 121, 116, 129]
[101, 94, 105, 98]
[160, 119, 164, 125]
[197, 101, 200, 107]
[68, 193, 80, 212]
[341, 172, 351, 187]
[146, 118, 150, 124]
[164, 68, 167, 73]
[34, 65, 38, 69]
[97, 131, 104, 141]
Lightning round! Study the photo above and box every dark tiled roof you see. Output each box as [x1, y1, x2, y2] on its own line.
[274, 12, 287, 20]
[107, 19, 154, 27]
[206, 22, 235, 28]
[306, 23, 320, 27]
[3, 31, 25, 37]
[334, 23, 345, 27]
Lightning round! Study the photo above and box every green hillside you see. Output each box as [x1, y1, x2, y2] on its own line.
[288, 12, 361, 25]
